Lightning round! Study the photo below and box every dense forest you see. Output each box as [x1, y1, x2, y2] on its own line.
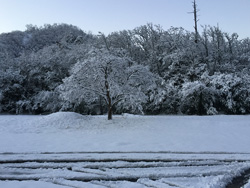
[1, 23, 250, 117]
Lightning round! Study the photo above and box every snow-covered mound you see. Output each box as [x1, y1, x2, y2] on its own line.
[35, 112, 145, 131]
[34, 112, 88, 130]
[0, 112, 90, 133]
[0, 112, 146, 134]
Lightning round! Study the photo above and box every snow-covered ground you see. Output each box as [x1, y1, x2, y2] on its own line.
[0, 112, 250, 153]
[1, 112, 250, 188]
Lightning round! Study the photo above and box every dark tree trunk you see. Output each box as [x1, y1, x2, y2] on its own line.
[108, 106, 112, 120]
[106, 82, 112, 120]
[107, 91, 112, 120]
[105, 66, 112, 120]
[192, 0, 199, 44]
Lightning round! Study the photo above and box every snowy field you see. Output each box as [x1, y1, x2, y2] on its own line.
[1, 112, 250, 153]
[1, 112, 250, 187]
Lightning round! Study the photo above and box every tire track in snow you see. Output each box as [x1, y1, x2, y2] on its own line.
[225, 168, 250, 188]
[0, 152, 250, 187]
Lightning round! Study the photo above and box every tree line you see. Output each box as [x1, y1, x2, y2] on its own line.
[0, 23, 250, 118]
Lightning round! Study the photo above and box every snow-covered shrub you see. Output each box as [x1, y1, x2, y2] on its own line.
[16, 100, 32, 114]
[210, 73, 250, 114]
[32, 91, 62, 114]
[207, 107, 218, 115]
[146, 82, 180, 114]
[180, 81, 218, 115]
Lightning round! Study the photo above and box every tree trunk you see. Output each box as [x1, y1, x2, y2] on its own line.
[104, 67, 112, 120]
[108, 106, 112, 120]
[193, 0, 199, 44]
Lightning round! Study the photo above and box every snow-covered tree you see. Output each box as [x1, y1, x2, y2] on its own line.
[59, 48, 157, 120]
[1, 22, 250, 115]
[210, 73, 250, 114]
[0, 67, 25, 113]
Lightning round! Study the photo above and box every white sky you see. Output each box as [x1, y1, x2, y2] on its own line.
[0, 0, 249, 38]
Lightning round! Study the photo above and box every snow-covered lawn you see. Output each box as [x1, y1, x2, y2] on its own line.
[1, 112, 250, 188]
[0, 112, 250, 153]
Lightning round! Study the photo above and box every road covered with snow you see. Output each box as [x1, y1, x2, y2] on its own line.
[1, 112, 250, 187]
